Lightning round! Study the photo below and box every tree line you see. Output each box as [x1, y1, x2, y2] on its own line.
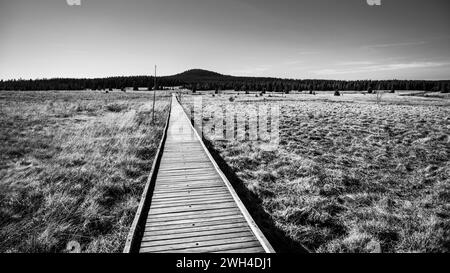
[0, 73, 448, 93]
[0, 76, 182, 91]
[186, 78, 449, 93]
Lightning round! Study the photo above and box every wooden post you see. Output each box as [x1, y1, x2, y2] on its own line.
[152, 65, 157, 124]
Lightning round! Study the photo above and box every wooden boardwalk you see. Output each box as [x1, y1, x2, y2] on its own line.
[124, 94, 274, 253]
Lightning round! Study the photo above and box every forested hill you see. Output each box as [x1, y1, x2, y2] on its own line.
[1, 69, 448, 92]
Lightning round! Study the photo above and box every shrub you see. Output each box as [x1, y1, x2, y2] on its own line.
[229, 96, 235, 102]
[368, 87, 373, 94]
[334, 90, 341, 96]
[105, 103, 126, 112]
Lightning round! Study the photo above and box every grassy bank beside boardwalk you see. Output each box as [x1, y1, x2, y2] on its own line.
[181, 91, 449, 253]
[0, 90, 170, 253]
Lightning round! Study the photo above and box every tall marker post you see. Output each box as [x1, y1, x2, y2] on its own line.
[152, 65, 157, 124]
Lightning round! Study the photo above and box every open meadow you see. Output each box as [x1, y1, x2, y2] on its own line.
[180, 90, 450, 253]
[0, 90, 170, 253]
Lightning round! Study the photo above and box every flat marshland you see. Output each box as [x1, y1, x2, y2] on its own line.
[181, 91, 449, 253]
[0, 91, 170, 252]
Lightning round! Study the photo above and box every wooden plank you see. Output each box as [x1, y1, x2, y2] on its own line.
[159, 163, 213, 169]
[141, 233, 255, 249]
[149, 199, 236, 211]
[212, 247, 266, 253]
[140, 237, 260, 253]
[158, 242, 263, 253]
[151, 190, 229, 200]
[145, 217, 246, 232]
[146, 208, 240, 221]
[150, 196, 233, 207]
[152, 185, 223, 194]
[149, 198, 234, 209]
[154, 180, 223, 187]
[152, 184, 225, 192]
[150, 195, 232, 206]
[151, 195, 229, 204]
[151, 188, 228, 199]
[145, 213, 244, 228]
[153, 183, 224, 191]
[155, 175, 220, 183]
[157, 181, 223, 188]
[148, 201, 237, 215]
[158, 166, 213, 172]
[155, 168, 216, 176]
[143, 222, 250, 237]
[159, 160, 210, 164]
[142, 227, 252, 244]
[156, 169, 218, 176]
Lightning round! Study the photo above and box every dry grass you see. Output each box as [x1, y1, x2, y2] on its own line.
[0, 90, 170, 253]
[180, 91, 449, 253]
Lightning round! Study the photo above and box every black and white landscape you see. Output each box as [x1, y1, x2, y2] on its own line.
[0, 0, 449, 254]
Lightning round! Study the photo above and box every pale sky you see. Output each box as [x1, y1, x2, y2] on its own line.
[0, 0, 449, 80]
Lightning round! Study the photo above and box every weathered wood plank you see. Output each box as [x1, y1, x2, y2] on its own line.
[141, 229, 253, 246]
[148, 201, 237, 215]
[143, 222, 250, 237]
[212, 247, 266, 253]
[155, 175, 220, 183]
[145, 213, 243, 227]
[154, 179, 222, 186]
[140, 237, 260, 253]
[149, 199, 235, 210]
[150, 196, 233, 207]
[151, 189, 229, 199]
[158, 242, 263, 253]
[151, 189, 229, 200]
[141, 233, 256, 249]
[153, 183, 225, 191]
[151, 185, 226, 195]
[145, 217, 246, 232]
[146, 208, 240, 221]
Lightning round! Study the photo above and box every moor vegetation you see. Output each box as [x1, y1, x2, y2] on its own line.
[0, 91, 170, 253]
[181, 91, 449, 253]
